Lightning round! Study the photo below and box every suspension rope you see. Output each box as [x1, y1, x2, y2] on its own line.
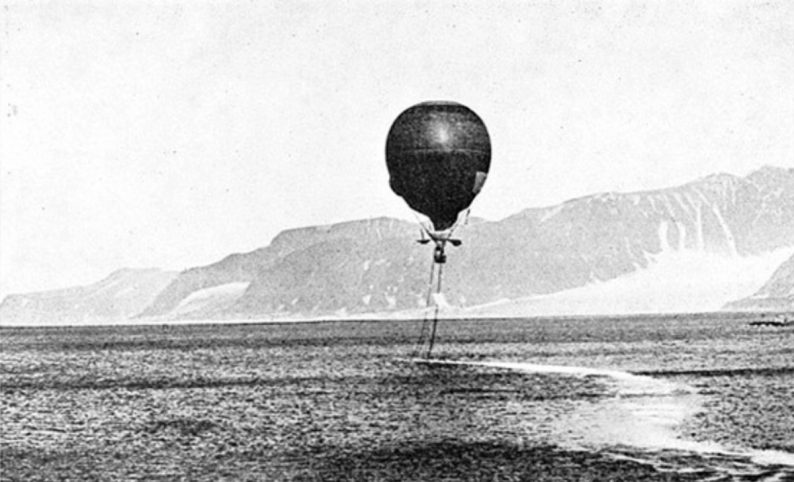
[411, 212, 433, 240]
[462, 207, 471, 227]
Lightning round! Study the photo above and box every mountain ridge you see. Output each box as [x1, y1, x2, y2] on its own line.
[2, 166, 792, 325]
[0, 268, 176, 325]
[152, 165, 794, 319]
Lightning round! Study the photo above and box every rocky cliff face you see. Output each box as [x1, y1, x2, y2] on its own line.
[0, 268, 176, 325]
[724, 253, 794, 312]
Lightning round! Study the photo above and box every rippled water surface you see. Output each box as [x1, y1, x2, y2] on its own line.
[1, 314, 792, 480]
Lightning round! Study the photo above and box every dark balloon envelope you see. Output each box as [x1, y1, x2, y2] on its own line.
[386, 101, 491, 231]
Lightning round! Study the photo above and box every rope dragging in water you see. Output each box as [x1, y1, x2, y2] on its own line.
[411, 259, 435, 357]
[410, 209, 467, 359]
[426, 259, 444, 358]
[411, 255, 445, 359]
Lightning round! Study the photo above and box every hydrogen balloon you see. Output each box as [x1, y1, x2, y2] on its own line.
[386, 101, 491, 231]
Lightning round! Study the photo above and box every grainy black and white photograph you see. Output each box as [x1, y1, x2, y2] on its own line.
[1, 1, 793, 480]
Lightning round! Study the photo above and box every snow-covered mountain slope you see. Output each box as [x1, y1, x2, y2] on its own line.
[170, 282, 251, 318]
[0, 268, 177, 326]
[723, 253, 794, 312]
[466, 247, 794, 317]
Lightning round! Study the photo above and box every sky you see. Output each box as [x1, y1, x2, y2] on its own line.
[1, 0, 793, 298]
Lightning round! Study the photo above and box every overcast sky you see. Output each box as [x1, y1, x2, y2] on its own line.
[1, 0, 793, 297]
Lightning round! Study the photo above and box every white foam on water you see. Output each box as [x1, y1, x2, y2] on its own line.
[471, 361, 705, 449]
[746, 449, 794, 468]
[470, 360, 693, 397]
[499, 361, 794, 470]
[421, 359, 794, 470]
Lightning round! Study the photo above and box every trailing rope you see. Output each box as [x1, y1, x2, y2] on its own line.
[410, 209, 469, 359]
[425, 259, 444, 359]
[411, 258, 437, 358]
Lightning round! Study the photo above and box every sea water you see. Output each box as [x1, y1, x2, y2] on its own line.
[1, 314, 792, 480]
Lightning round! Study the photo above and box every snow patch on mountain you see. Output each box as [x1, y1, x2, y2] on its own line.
[172, 282, 250, 317]
[467, 247, 794, 317]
